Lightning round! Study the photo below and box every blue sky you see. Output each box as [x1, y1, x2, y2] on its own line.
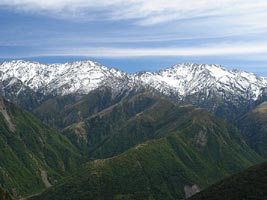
[0, 0, 267, 75]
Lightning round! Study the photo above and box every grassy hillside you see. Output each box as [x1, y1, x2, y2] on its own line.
[30, 95, 263, 200]
[189, 162, 267, 200]
[0, 97, 83, 197]
[30, 131, 261, 200]
[238, 102, 267, 157]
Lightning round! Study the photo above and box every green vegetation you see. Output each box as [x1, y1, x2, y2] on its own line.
[30, 94, 262, 200]
[62, 92, 160, 156]
[62, 92, 261, 163]
[33, 87, 129, 130]
[30, 129, 261, 200]
[1, 91, 266, 200]
[189, 162, 267, 200]
[238, 102, 267, 157]
[0, 98, 83, 197]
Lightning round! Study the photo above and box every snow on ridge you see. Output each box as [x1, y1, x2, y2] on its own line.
[0, 60, 130, 95]
[0, 60, 267, 101]
[133, 63, 267, 99]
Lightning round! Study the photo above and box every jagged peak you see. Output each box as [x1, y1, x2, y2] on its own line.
[153, 63, 235, 83]
[2, 60, 37, 64]
[0, 60, 123, 73]
[160, 63, 225, 71]
[0, 60, 267, 101]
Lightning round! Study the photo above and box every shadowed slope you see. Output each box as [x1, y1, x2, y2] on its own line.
[189, 162, 267, 200]
[238, 102, 267, 157]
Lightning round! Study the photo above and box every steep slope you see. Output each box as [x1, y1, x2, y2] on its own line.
[0, 77, 45, 111]
[62, 92, 261, 161]
[27, 94, 263, 200]
[30, 108, 262, 200]
[62, 92, 161, 155]
[0, 97, 83, 197]
[189, 162, 267, 200]
[237, 102, 267, 157]
[0, 187, 13, 200]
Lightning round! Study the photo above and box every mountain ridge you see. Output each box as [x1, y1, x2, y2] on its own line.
[2, 60, 267, 122]
[1, 60, 267, 199]
[1, 60, 267, 98]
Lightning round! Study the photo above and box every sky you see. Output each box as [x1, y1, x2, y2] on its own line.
[0, 0, 267, 75]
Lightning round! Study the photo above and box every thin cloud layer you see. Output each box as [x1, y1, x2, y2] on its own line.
[0, 0, 267, 74]
[24, 42, 267, 57]
[1, 0, 267, 26]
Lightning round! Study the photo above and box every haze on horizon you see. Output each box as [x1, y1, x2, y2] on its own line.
[0, 0, 267, 75]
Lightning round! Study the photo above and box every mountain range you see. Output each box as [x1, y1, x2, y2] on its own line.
[1, 60, 267, 119]
[1, 60, 267, 199]
[1, 61, 266, 99]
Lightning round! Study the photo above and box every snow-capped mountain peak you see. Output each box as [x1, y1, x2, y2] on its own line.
[1, 61, 267, 103]
[0, 60, 129, 95]
[134, 63, 267, 100]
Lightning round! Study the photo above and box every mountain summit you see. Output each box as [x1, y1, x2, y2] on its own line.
[135, 63, 267, 99]
[1, 61, 266, 99]
[1, 61, 267, 119]
[0, 60, 129, 95]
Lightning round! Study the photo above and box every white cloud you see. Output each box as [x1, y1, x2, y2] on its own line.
[1, 0, 266, 61]
[1, 0, 267, 27]
[36, 42, 267, 57]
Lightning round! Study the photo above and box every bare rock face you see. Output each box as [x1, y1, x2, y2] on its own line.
[40, 169, 52, 188]
[184, 184, 200, 198]
[195, 129, 208, 148]
[0, 98, 15, 132]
